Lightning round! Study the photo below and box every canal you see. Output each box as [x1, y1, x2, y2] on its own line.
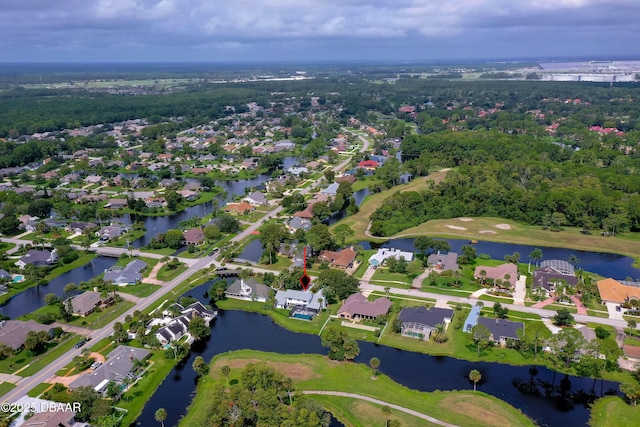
[133, 281, 618, 427]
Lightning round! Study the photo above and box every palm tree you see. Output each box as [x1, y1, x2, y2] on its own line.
[452, 270, 462, 287]
[469, 369, 481, 392]
[381, 405, 392, 427]
[568, 254, 580, 267]
[155, 408, 167, 427]
[221, 364, 231, 389]
[384, 287, 390, 297]
[369, 357, 380, 377]
[432, 323, 448, 343]
[529, 248, 543, 266]
[479, 269, 487, 286]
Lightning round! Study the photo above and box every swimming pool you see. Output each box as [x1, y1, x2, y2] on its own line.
[291, 313, 313, 321]
[12, 275, 23, 283]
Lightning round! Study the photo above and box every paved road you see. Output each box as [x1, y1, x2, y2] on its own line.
[301, 390, 458, 427]
[359, 282, 631, 329]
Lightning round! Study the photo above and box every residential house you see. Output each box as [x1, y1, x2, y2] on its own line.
[368, 248, 414, 267]
[0, 320, 54, 350]
[274, 289, 326, 313]
[178, 189, 199, 201]
[183, 227, 205, 245]
[191, 167, 212, 175]
[84, 175, 102, 185]
[293, 205, 314, 219]
[180, 301, 217, 325]
[337, 293, 392, 321]
[68, 346, 151, 392]
[473, 263, 518, 288]
[320, 182, 339, 196]
[96, 224, 127, 241]
[160, 178, 180, 187]
[397, 306, 454, 340]
[65, 221, 97, 234]
[77, 194, 108, 204]
[287, 166, 308, 176]
[336, 175, 357, 185]
[242, 191, 268, 206]
[225, 278, 272, 303]
[427, 252, 459, 271]
[19, 409, 75, 427]
[155, 316, 191, 345]
[70, 291, 103, 316]
[0, 269, 11, 281]
[596, 278, 640, 305]
[476, 317, 524, 346]
[540, 259, 575, 275]
[16, 249, 59, 269]
[358, 160, 379, 170]
[533, 265, 578, 293]
[105, 198, 128, 209]
[145, 197, 167, 208]
[318, 247, 357, 269]
[274, 139, 296, 151]
[240, 158, 259, 169]
[224, 202, 255, 215]
[286, 217, 311, 233]
[104, 259, 147, 286]
[17, 215, 39, 232]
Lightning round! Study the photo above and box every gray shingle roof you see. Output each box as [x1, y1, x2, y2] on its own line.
[477, 317, 524, 342]
[398, 306, 453, 329]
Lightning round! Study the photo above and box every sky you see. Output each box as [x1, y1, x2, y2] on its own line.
[1, 0, 639, 63]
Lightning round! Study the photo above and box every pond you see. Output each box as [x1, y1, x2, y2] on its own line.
[360, 238, 640, 280]
[133, 281, 618, 427]
[0, 256, 117, 319]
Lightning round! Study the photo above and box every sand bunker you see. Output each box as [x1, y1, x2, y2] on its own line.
[495, 224, 511, 230]
[459, 218, 474, 222]
[479, 230, 497, 234]
[446, 225, 467, 230]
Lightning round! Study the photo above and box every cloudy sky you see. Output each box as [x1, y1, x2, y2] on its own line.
[1, 0, 639, 62]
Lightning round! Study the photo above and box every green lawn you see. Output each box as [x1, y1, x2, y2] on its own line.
[370, 268, 413, 286]
[156, 264, 188, 281]
[0, 382, 16, 397]
[22, 301, 134, 330]
[180, 350, 536, 427]
[589, 396, 640, 427]
[27, 382, 50, 398]
[0, 333, 79, 377]
[118, 283, 160, 298]
[215, 298, 334, 335]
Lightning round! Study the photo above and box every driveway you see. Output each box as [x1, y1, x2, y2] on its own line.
[513, 274, 526, 306]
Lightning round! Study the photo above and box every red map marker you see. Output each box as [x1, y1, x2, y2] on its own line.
[300, 246, 311, 291]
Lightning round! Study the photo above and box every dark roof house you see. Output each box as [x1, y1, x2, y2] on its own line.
[427, 252, 459, 271]
[397, 306, 454, 340]
[338, 293, 392, 320]
[225, 278, 272, 303]
[477, 317, 524, 345]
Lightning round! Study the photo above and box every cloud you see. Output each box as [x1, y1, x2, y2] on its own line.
[0, 0, 638, 61]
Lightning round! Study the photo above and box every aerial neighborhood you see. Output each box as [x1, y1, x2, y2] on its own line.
[0, 62, 640, 427]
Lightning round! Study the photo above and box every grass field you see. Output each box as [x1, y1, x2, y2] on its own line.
[330, 171, 450, 241]
[179, 350, 536, 427]
[589, 396, 640, 427]
[117, 283, 160, 298]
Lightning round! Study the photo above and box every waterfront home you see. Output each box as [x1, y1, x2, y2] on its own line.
[397, 306, 454, 340]
[337, 293, 392, 321]
[155, 316, 190, 345]
[105, 198, 128, 209]
[0, 320, 54, 350]
[476, 317, 524, 346]
[274, 289, 326, 313]
[532, 265, 577, 294]
[368, 248, 414, 267]
[318, 247, 357, 269]
[473, 263, 517, 288]
[68, 346, 151, 393]
[242, 191, 268, 206]
[70, 291, 105, 316]
[65, 221, 97, 234]
[16, 249, 59, 269]
[183, 227, 205, 245]
[320, 182, 339, 196]
[96, 224, 129, 241]
[225, 278, 272, 303]
[597, 278, 640, 305]
[427, 251, 459, 271]
[104, 259, 147, 286]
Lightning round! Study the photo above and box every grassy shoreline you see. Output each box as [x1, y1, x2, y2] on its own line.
[180, 350, 536, 427]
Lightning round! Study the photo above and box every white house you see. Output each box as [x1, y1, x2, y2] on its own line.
[368, 248, 414, 267]
[274, 289, 326, 313]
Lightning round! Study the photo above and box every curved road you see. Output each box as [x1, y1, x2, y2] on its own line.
[302, 390, 458, 427]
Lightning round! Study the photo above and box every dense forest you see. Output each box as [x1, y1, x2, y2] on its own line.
[370, 130, 640, 236]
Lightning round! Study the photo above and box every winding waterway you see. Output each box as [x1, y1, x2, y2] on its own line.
[133, 281, 618, 427]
